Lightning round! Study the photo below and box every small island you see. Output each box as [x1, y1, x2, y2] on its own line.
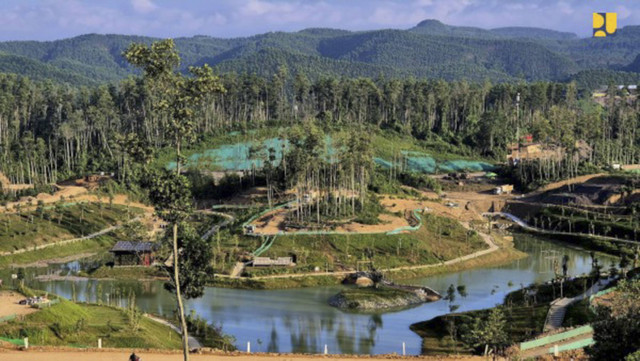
[329, 273, 441, 311]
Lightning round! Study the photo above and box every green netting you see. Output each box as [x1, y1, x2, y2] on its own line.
[0, 337, 24, 346]
[168, 139, 493, 175]
[546, 338, 594, 354]
[520, 325, 593, 350]
[374, 151, 494, 174]
[386, 209, 423, 235]
[168, 138, 289, 171]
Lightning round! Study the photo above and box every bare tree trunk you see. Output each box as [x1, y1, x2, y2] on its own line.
[173, 222, 190, 361]
[175, 141, 190, 361]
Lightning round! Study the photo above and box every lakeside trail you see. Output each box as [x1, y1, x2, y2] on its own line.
[146, 315, 202, 350]
[0, 349, 490, 361]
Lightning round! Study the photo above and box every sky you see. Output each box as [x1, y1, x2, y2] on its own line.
[0, 0, 639, 41]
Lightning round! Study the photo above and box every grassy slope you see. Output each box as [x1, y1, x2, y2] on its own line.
[88, 266, 166, 280]
[0, 235, 116, 269]
[211, 237, 527, 289]
[234, 213, 487, 277]
[0, 203, 143, 253]
[0, 298, 182, 349]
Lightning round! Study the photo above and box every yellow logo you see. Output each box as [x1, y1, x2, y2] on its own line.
[593, 13, 617, 37]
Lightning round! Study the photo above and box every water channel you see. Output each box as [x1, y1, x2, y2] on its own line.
[1, 234, 618, 355]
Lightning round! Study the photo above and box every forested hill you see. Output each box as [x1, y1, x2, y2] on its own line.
[1, 20, 640, 86]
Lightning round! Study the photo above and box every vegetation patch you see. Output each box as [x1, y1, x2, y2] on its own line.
[328, 286, 432, 311]
[0, 298, 182, 349]
[0, 203, 143, 253]
[87, 266, 166, 280]
[0, 235, 117, 269]
[238, 213, 486, 277]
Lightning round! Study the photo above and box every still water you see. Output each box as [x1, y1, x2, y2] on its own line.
[6, 235, 617, 355]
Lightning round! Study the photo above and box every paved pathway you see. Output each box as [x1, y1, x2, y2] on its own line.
[230, 262, 247, 278]
[543, 277, 614, 332]
[146, 314, 202, 350]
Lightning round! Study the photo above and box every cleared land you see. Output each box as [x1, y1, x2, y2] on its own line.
[0, 291, 38, 318]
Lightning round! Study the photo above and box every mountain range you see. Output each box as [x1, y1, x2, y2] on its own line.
[2, 19, 640, 87]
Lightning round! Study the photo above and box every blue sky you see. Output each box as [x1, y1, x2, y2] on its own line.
[0, 0, 638, 41]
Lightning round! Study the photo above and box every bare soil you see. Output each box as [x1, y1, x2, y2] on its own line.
[0, 291, 38, 318]
[250, 188, 514, 235]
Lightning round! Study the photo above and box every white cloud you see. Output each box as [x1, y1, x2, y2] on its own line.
[132, 0, 157, 14]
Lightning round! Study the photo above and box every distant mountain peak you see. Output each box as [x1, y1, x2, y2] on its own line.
[415, 19, 447, 29]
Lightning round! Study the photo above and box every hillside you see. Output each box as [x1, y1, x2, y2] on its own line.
[0, 20, 638, 86]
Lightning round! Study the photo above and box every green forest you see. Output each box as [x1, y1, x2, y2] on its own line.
[0, 43, 638, 192]
[1, 20, 640, 87]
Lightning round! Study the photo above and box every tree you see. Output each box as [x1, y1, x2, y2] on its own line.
[562, 254, 570, 278]
[161, 222, 214, 300]
[125, 39, 224, 361]
[456, 285, 468, 298]
[464, 307, 509, 359]
[587, 280, 640, 361]
[444, 284, 458, 312]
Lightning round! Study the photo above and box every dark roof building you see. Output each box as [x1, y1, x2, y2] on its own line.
[109, 241, 158, 266]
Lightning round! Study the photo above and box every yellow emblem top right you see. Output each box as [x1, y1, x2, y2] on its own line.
[593, 13, 617, 37]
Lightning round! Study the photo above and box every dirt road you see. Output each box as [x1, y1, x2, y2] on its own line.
[0, 291, 38, 318]
[0, 350, 487, 361]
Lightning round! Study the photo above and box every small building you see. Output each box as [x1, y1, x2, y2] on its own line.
[109, 241, 158, 266]
[252, 257, 294, 267]
[494, 184, 514, 195]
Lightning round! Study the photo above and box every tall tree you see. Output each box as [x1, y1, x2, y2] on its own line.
[124, 39, 224, 361]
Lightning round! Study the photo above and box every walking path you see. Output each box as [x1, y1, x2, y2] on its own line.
[230, 262, 247, 278]
[0, 217, 142, 257]
[145, 314, 202, 350]
[483, 212, 639, 245]
[543, 277, 614, 332]
[198, 210, 234, 240]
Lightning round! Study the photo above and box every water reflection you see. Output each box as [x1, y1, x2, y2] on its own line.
[2, 234, 618, 355]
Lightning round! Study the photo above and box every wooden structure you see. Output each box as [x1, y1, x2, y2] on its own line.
[252, 257, 293, 267]
[494, 184, 514, 195]
[109, 241, 158, 266]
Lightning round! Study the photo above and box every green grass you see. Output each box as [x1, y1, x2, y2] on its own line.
[232, 213, 486, 277]
[0, 203, 143, 253]
[0, 235, 117, 269]
[0, 298, 182, 349]
[88, 266, 166, 280]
